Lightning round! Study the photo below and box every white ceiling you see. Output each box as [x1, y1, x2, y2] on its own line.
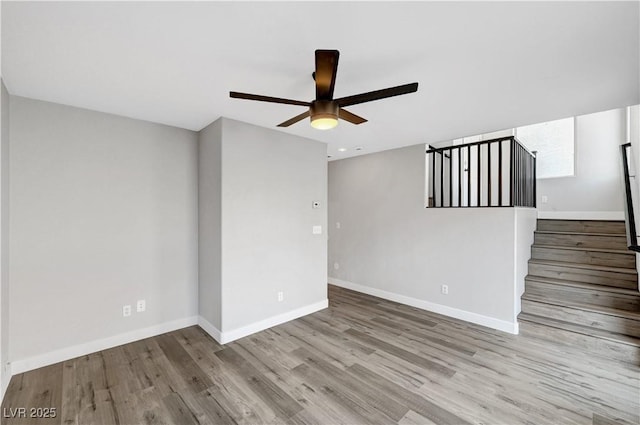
[2, 1, 639, 160]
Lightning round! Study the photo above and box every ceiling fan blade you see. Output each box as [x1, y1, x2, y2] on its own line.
[335, 82, 419, 107]
[277, 110, 311, 127]
[339, 108, 367, 125]
[315, 50, 339, 100]
[230, 91, 310, 107]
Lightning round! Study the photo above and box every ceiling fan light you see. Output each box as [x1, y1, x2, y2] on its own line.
[309, 100, 339, 130]
[311, 115, 338, 130]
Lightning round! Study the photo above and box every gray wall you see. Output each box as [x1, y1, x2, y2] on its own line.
[329, 144, 536, 328]
[0, 80, 10, 396]
[198, 119, 222, 329]
[220, 119, 327, 332]
[537, 108, 626, 213]
[629, 105, 640, 228]
[629, 105, 640, 274]
[9, 97, 199, 361]
[631, 106, 640, 189]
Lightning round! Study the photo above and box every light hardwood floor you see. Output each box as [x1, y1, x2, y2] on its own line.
[2, 285, 639, 425]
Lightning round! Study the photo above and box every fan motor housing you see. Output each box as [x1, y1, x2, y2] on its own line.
[310, 100, 339, 121]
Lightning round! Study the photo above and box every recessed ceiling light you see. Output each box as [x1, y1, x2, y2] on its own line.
[355, 147, 363, 151]
[338, 148, 347, 152]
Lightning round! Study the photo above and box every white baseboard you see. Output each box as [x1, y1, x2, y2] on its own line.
[1, 368, 10, 403]
[199, 300, 329, 345]
[537, 211, 625, 220]
[197, 316, 222, 343]
[10, 316, 198, 375]
[329, 278, 518, 335]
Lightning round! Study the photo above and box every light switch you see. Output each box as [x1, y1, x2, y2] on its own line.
[336, 222, 341, 229]
[312, 225, 322, 235]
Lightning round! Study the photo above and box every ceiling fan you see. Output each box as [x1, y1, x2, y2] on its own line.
[230, 50, 419, 130]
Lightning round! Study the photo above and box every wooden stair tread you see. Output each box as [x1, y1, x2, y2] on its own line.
[521, 293, 640, 319]
[525, 275, 640, 296]
[528, 258, 638, 274]
[534, 230, 626, 237]
[531, 244, 634, 255]
[518, 312, 640, 347]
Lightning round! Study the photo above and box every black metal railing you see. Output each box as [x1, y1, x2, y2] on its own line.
[426, 136, 536, 208]
[620, 143, 640, 252]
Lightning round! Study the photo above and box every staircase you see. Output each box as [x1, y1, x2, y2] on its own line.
[519, 219, 640, 363]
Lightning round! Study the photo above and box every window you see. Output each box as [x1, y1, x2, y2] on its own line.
[515, 117, 575, 179]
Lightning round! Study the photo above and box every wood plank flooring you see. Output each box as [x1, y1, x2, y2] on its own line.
[2, 285, 639, 425]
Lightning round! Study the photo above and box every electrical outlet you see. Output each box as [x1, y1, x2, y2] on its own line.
[278, 291, 284, 302]
[336, 222, 341, 229]
[312, 225, 322, 234]
[334, 262, 339, 270]
[441, 285, 449, 295]
[136, 299, 146, 313]
[123, 305, 132, 317]
[541, 195, 548, 203]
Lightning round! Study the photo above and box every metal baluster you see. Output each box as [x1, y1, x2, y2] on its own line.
[449, 148, 453, 207]
[516, 142, 520, 206]
[477, 145, 481, 207]
[458, 147, 462, 207]
[487, 142, 492, 206]
[510, 138, 515, 206]
[519, 145, 523, 206]
[467, 145, 471, 207]
[528, 152, 532, 206]
[440, 151, 444, 208]
[431, 151, 436, 207]
[498, 141, 503, 206]
[532, 151, 537, 207]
